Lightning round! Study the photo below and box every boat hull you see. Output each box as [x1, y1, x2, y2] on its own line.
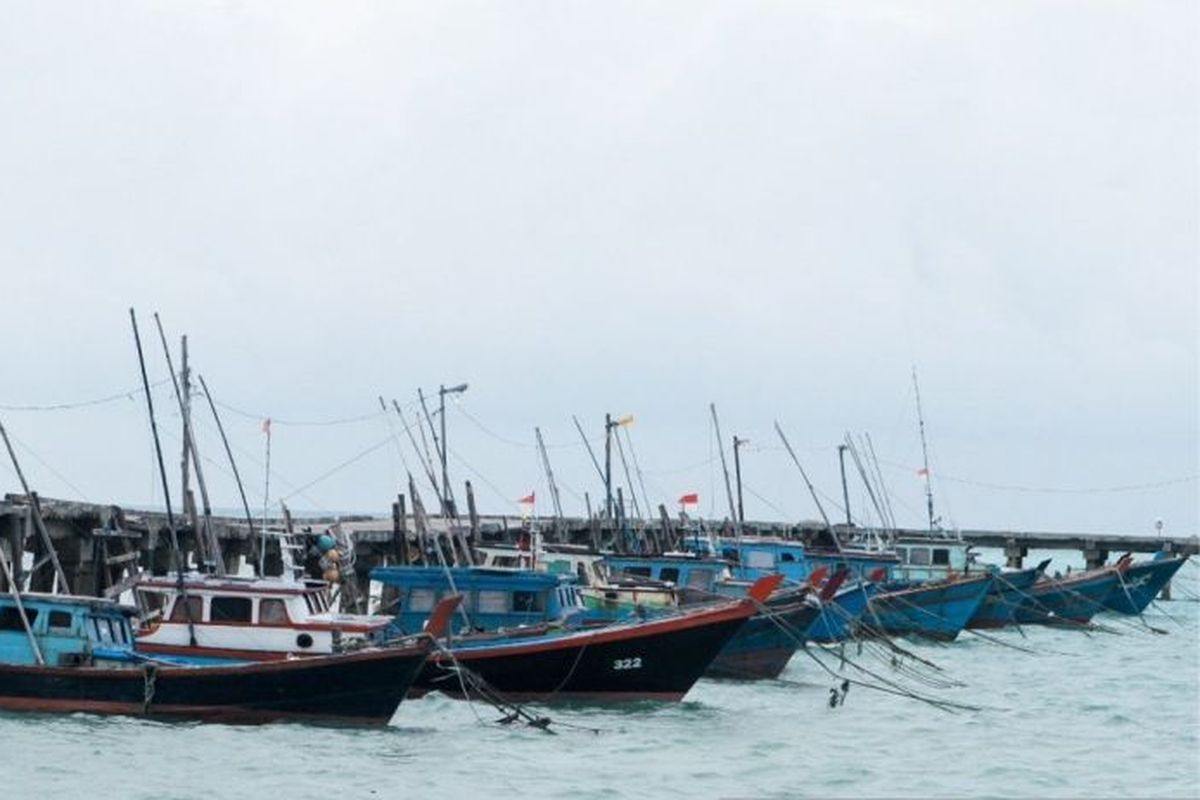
[1014, 570, 1118, 625]
[806, 582, 880, 643]
[0, 644, 430, 726]
[1102, 556, 1188, 614]
[706, 600, 819, 680]
[865, 574, 994, 641]
[967, 565, 1045, 629]
[419, 600, 753, 702]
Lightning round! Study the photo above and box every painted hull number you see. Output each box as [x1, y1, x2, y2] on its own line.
[612, 657, 642, 671]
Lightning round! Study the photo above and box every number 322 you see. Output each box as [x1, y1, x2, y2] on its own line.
[613, 657, 642, 670]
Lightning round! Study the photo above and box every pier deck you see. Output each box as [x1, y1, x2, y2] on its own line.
[1, 494, 1194, 604]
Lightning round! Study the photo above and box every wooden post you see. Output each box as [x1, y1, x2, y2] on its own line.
[408, 475, 429, 566]
[1004, 540, 1027, 569]
[466, 480, 481, 562]
[1083, 541, 1108, 571]
[392, 496, 410, 565]
[658, 504, 677, 553]
[0, 419, 72, 593]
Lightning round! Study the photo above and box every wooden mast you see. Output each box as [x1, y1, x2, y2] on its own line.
[154, 314, 223, 576]
[130, 308, 196, 645]
[198, 374, 261, 575]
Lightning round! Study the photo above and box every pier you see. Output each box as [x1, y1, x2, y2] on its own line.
[1, 493, 1195, 606]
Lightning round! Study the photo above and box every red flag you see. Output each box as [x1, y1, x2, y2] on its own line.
[916, 467, 929, 477]
[261, 418, 272, 435]
[678, 492, 699, 505]
[518, 492, 535, 505]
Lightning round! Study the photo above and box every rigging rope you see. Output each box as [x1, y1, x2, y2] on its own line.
[0, 378, 171, 412]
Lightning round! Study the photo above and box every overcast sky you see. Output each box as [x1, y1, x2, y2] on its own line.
[0, 2, 1195, 536]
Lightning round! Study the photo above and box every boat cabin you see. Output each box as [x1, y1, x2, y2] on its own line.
[602, 554, 734, 604]
[0, 593, 137, 667]
[716, 538, 899, 584]
[370, 565, 585, 635]
[134, 574, 388, 662]
[891, 538, 973, 583]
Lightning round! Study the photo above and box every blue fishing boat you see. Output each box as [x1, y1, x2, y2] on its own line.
[864, 573, 995, 641]
[1013, 567, 1120, 626]
[602, 553, 825, 680]
[709, 537, 893, 643]
[967, 560, 1051, 629]
[1101, 553, 1189, 615]
[372, 566, 587, 636]
[806, 579, 884, 643]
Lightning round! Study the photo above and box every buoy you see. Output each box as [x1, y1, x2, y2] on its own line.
[317, 533, 336, 552]
[323, 566, 340, 583]
[324, 548, 341, 564]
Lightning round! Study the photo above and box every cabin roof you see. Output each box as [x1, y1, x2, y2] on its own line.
[371, 565, 562, 591]
[0, 592, 138, 616]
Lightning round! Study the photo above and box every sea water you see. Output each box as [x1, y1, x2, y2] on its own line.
[3, 560, 1198, 799]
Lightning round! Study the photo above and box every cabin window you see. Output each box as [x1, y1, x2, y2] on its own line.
[408, 588, 436, 613]
[47, 610, 74, 634]
[477, 590, 508, 614]
[169, 596, 203, 623]
[92, 618, 113, 643]
[721, 548, 740, 563]
[660, 567, 680, 584]
[493, 556, 519, 568]
[932, 549, 950, 566]
[112, 619, 128, 644]
[746, 551, 775, 570]
[687, 568, 715, 590]
[622, 566, 652, 579]
[512, 591, 544, 613]
[138, 590, 168, 614]
[211, 596, 253, 623]
[897, 547, 909, 564]
[0, 607, 37, 631]
[304, 591, 329, 613]
[259, 599, 289, 625]
[780, 553, 796, 562]
[909, 548, 931, 566]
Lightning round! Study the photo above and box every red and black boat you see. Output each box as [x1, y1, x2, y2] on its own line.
[0, 592, 442, 726]
[413, 575, 783, 702]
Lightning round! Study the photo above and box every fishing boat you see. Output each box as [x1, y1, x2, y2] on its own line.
[864, 573, 995, 641]
[806, 579, 885, 643]
[134, 572, 390, 662]
[372, 565, 781, 702]
[0, 591, 436, 725]
[601, 553, 829, 680]
[1013, 567, 1121, 626]
[1101, 552, 1189, 615]
[477, 542, 825, 680]
[966, 560, 1050, 629]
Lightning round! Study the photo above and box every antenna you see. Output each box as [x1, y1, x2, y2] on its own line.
[912, 366, 936, 533]
[710, 404, 741, 537]
[199, 375, 261, 576]
[774, 421, 838, 549]
[535, 427, 565, 537]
